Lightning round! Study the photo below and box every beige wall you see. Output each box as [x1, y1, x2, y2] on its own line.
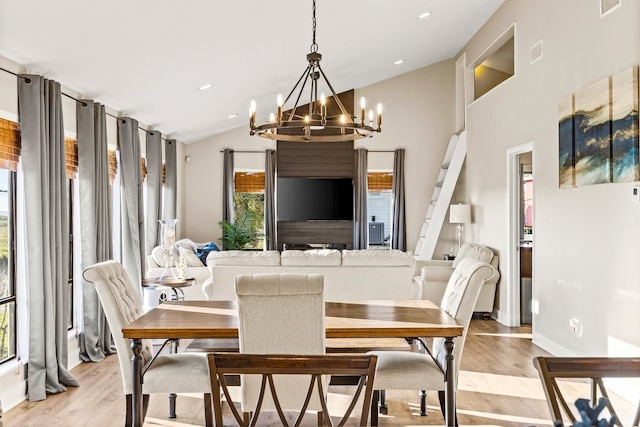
[184, 59, 458, 251]
[460, 0, 640, 357]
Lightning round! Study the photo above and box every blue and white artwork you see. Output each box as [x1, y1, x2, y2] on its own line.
[611, 66, 639, 182]
[558, 94, 576, 188]
[574, 76, 611, 186]
[558, 65, 640, 188]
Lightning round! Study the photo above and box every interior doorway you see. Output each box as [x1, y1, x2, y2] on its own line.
[506, 143, 534, 327]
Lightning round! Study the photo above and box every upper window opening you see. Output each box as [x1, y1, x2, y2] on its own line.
[472, 24, 515, 100]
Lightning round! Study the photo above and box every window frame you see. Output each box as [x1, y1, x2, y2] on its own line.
[0, 169, 17, 365]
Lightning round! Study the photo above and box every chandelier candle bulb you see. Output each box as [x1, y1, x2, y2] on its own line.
[376, 103, 382, 131]
[360, 97, 366, 124]
[249, 100, 257, 134]
[368, 110, 374, 126]
[320, 93, 327, 124]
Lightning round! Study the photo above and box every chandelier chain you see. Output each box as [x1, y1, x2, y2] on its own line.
[310, 0, 318, 53]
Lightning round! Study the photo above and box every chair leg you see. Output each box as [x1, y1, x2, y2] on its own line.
[379, 389, 388, 414]
[125, 394, 132, 427]
[203, 393, 213, 427]
[168, 392, 177, 418]
[420, 390, 427, 416]
[371, 390, 379, 426]
[438, 390, 458, 427]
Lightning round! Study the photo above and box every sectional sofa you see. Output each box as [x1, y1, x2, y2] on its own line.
[204, 249, 418, 301]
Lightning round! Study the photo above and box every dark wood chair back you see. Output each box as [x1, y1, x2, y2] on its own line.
[533, 356, 640, 426]
[207, 353, 378, 427]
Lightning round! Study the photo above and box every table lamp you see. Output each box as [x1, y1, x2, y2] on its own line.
[449, 204, 471, 254]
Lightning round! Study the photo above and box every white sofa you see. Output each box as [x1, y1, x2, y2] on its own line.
[146, 244, 212, 300]
[204, 249, 417, 302]
[414, 242, 500, 315]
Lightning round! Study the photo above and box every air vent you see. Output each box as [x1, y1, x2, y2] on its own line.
[530, 40, 543, 65]
[600, 0, 621, 17]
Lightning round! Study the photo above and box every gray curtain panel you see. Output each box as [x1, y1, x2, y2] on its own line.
[392, 148, 406, 251]
[118, 118, 145, 284]
[163, 139, 177, 220]
[264, 149, 276, 250]
[353, 148, 368, 249]
[77, 100, 116, 362]
[145, 131, 162, 256]
[222, 149, 234, 249]
[18, 75, 79, 401]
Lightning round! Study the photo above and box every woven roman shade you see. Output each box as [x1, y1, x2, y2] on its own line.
[141, 157, 147, 180]
[368, 172, 392, 191]
[235, 172, 265, 193]
[108, 149, 117, 184]
[0, 118, 21, 171]
[65, 137, 78, 179]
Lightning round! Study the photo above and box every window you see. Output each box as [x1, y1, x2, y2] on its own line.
[65, 137, 78, 331]
[233, 172, 265, 250]
[0, 118, 19, 364]
[367, 172, 393, 247]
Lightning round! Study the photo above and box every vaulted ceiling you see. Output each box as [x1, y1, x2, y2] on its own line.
[0, 0, 504, 143]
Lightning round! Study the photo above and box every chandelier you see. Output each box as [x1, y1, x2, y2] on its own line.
[249, 0, 382, 142]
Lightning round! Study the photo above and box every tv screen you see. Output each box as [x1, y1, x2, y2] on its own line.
[277, 178, 353, 221]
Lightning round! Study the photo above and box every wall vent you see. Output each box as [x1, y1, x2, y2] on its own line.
[530, 40, 543, 65]
[600, 0, 621, 17]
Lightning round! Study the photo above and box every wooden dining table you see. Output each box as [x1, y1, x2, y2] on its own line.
[122, 299, 463, 427]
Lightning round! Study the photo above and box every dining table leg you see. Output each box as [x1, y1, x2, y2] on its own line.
[444, 337, 456, 427]
[131, 338, 144, 427]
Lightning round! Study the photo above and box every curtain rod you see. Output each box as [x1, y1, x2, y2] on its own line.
[1, 66, 171, 141]
[220, 149, 395, 153]
[219, 150, 266, 153]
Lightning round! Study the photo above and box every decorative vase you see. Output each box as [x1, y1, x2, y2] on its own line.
[159, 219, 178, 282]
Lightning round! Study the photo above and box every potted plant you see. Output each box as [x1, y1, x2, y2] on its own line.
[218, 209, 263, 250]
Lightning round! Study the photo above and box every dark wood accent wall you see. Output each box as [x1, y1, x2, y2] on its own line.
[277, 141, 354, 178]
[277, 221, 353, 251]
[275, 90, 355, 249]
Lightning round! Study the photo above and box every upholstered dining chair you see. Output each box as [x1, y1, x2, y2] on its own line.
[82, 260, 213, 426]
[234, 273, 326, 424]
[368, 258, 497, 425]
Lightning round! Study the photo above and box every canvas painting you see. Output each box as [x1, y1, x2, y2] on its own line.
[558, 94, 576, 188]
[610, 65, 640, 183]
[573, 76, 611, 186]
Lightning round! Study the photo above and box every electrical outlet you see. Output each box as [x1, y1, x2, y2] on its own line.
[569, 318, 582, 337]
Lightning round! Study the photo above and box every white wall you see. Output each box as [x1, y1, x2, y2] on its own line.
[460, 0, 640, 358]
[185, 59, 458, 252]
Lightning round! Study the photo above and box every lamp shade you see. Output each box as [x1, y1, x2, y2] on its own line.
[449, 204, 471, 224]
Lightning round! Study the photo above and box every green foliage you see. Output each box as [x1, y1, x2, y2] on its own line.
[219, 208, 263, 250]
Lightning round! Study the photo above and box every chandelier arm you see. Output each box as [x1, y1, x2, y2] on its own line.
[288, 69, 313, 122]
[283, 64, 312, 108]
[316, 64, 353, 122]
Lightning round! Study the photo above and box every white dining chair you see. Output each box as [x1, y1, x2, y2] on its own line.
[368, 258, 497, 425]
[82, 260, 213, 426]
[235, 273, 326, 424]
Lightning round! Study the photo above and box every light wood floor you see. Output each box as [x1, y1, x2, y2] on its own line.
[0, 318, 603, 426]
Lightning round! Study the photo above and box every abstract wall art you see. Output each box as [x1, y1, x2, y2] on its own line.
[558, 65, 639, 188]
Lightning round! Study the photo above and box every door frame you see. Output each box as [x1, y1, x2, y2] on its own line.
[505, 142, 534, 327]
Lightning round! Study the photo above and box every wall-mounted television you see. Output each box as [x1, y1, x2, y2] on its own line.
[277, 178, 353, 221]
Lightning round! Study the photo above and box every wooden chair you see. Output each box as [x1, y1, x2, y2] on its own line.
[533, 356, 640, 426]
[206, 353, 378, 427]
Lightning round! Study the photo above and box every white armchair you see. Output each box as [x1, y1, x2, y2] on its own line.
[415, 243, 500, 315]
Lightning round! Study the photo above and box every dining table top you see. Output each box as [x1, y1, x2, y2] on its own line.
[122, 299, 464, 340]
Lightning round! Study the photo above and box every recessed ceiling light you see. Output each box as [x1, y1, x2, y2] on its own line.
[418, 11, 432, 19]
[199, 83, 212, 91]
[394, 59, 405, 65]
[227, 113, 239, 119]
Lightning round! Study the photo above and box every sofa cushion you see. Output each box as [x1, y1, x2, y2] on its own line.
[177, 246, 205, 267]
[452, 243, 494, 268]
[341, 249, 415, 267]
[280, 249, 342, 266]
[207, 250, 281, 266]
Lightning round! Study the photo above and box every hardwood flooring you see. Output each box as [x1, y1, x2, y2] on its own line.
[3, 319, 631, 426]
